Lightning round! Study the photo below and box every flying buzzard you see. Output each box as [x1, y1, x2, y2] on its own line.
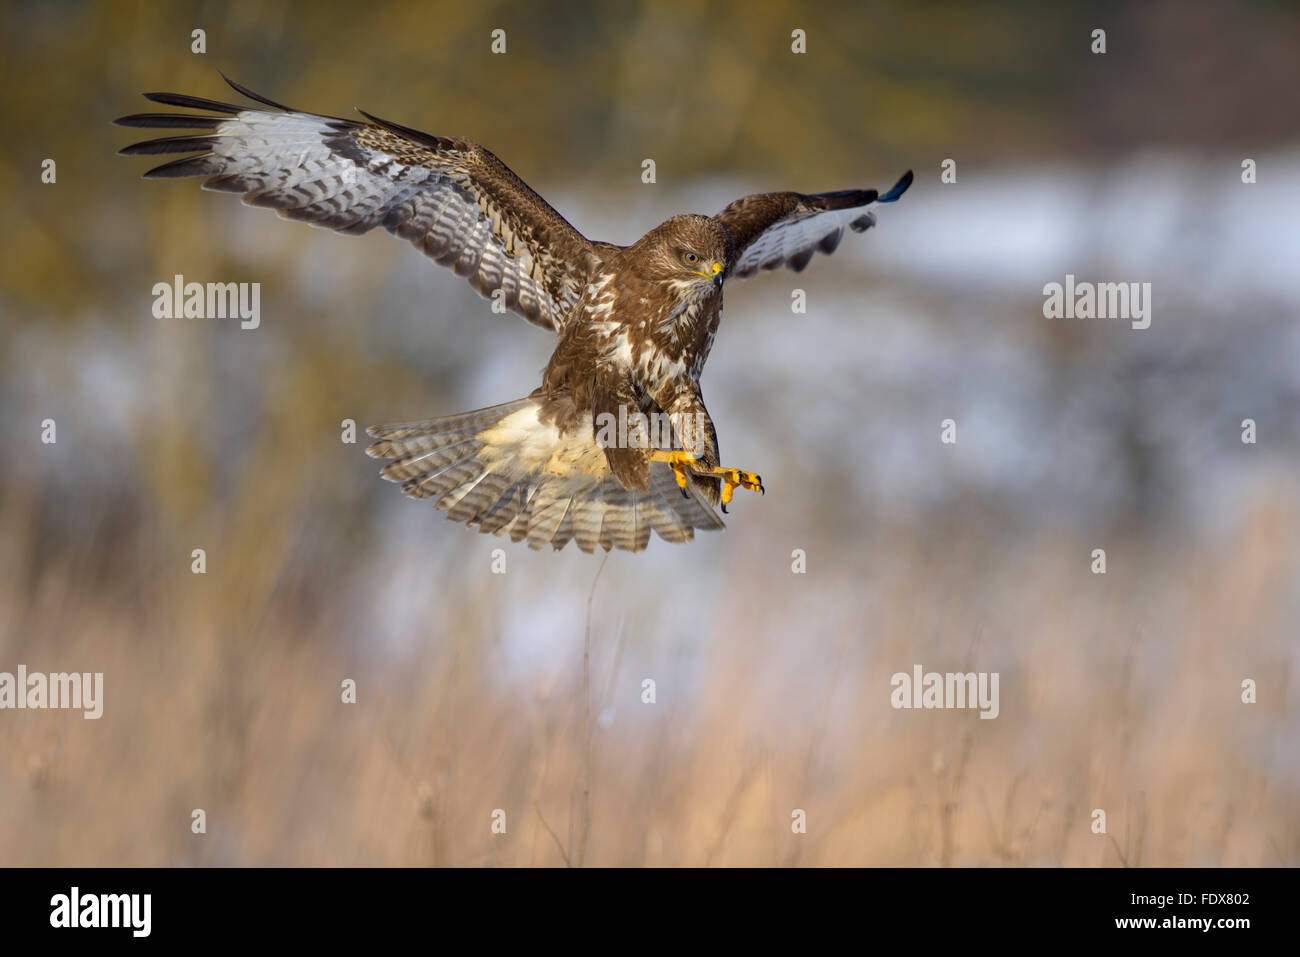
[117, 77, 912, 553]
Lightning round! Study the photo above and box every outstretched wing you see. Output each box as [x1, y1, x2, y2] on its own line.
[115, 76, 605, 331]
[715, 170, 913, 279]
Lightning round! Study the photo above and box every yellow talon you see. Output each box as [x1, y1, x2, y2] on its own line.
[720, 468, 763, 509]
[651, 450, 698, 490]
[652, 452, 763, 511]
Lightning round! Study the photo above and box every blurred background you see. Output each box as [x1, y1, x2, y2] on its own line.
[2, 0, 1298, 865]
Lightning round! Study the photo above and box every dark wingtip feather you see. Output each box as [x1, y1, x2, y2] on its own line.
[849, 212, 877, 232]
[879, 169, 913, 203]
[357, 108, 452, 150]
[114, 112, 226, 129]
[141, 154, 219, 179]
[357, 108, 411, 134]
[218, 71, 294, 111]
[788, 248, 815, 272]
[142, 91, 242, 114]
[809, 188, 877, 211]
[118, 134, 218, 156]
[817, 226, 844, 255]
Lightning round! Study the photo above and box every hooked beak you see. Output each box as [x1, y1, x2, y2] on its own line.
[694, 261, 725, 287]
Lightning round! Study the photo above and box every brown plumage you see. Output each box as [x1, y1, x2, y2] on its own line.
[117, 76, 912, 552]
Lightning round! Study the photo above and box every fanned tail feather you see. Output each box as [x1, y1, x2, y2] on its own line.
[365, 397, 723, 553]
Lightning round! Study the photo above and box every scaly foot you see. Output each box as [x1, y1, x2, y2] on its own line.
[717, 467, 764, 512]
[652, 452, 764, 512]
[650, 450, 698, 495]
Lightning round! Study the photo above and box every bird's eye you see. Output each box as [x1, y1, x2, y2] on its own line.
[684, 252, 699, 264]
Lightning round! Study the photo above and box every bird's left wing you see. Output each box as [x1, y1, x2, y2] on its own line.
[715, 170, 912, 279]
[116, 76, 605, 331]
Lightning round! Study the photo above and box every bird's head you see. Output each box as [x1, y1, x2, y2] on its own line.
[638, 215, 733, 294]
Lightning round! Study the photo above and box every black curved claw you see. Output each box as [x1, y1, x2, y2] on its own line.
[721, 502, 728, 514]
[680, 486, 688, 499]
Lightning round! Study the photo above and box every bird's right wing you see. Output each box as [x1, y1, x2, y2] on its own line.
[116, 76, 606, 331]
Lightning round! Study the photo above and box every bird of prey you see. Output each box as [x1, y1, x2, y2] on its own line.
[117, 77, 911, 553]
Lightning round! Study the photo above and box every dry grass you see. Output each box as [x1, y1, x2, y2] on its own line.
[1, 465, 1295, 866]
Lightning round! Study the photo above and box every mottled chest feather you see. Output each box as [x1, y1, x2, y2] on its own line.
[588, 278, 720, 390]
